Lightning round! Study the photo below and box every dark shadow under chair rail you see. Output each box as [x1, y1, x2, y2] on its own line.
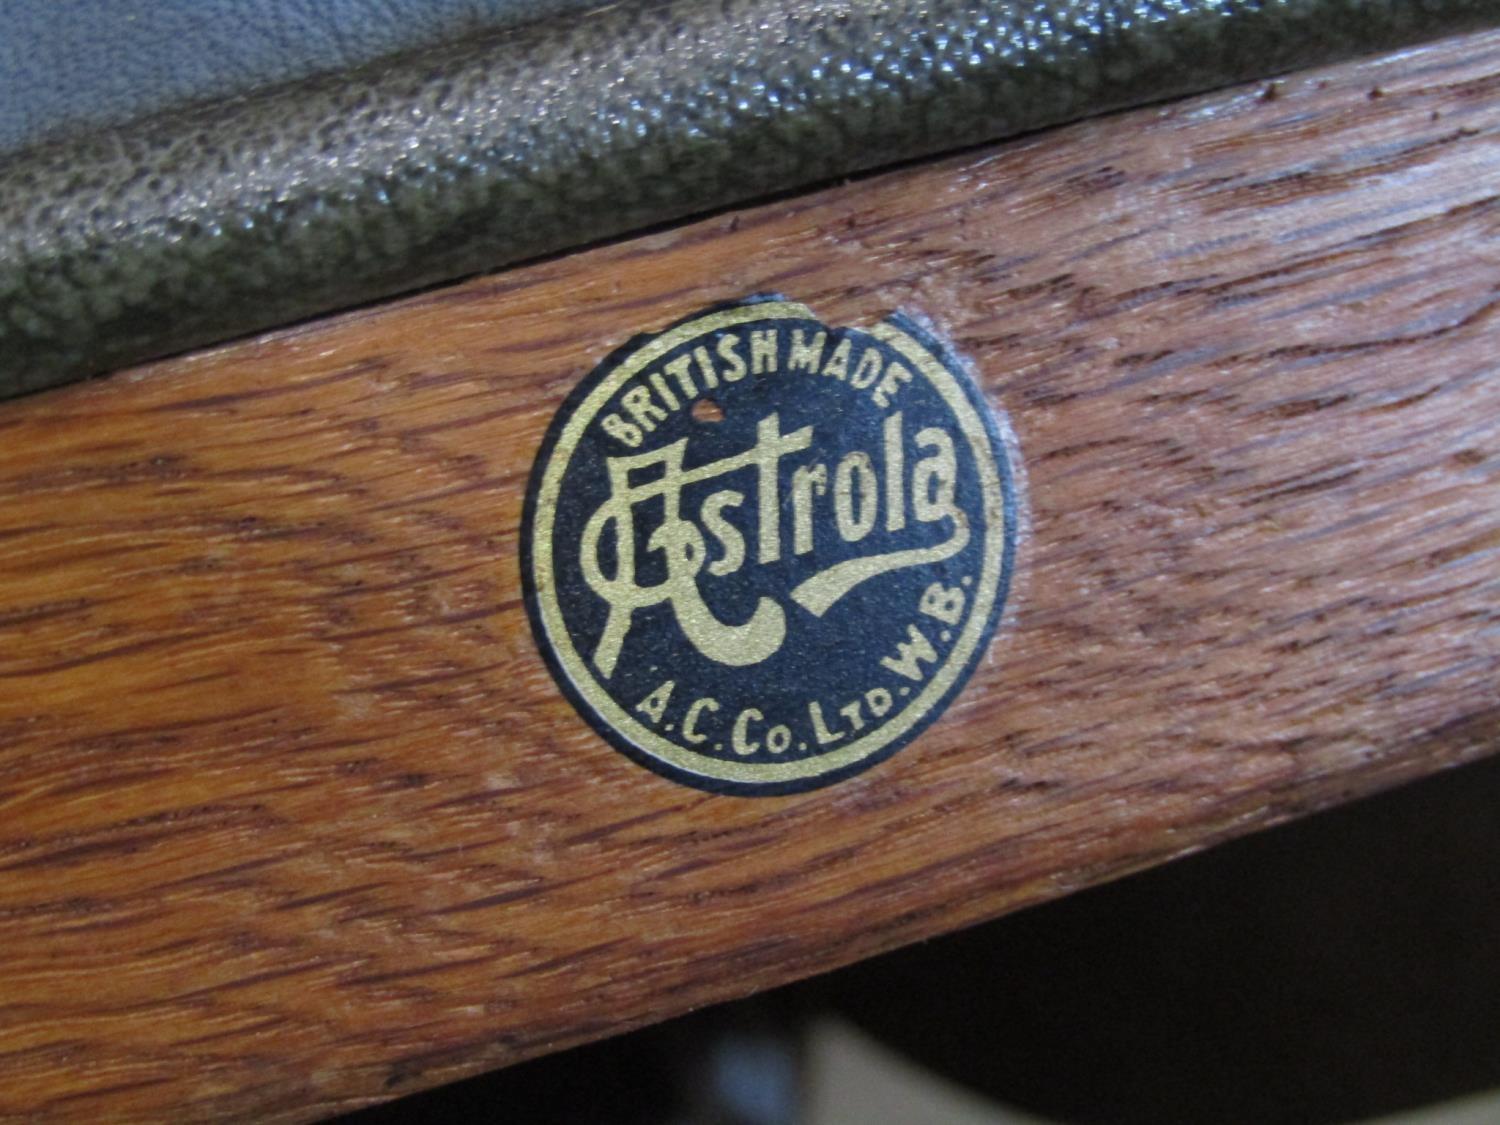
[2, 0, 1495, 399]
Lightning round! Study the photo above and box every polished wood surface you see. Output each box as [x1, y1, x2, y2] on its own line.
[2, 30, 1499, 1121]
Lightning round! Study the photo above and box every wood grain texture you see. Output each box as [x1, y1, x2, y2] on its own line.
[2, 30, 1500, 1121]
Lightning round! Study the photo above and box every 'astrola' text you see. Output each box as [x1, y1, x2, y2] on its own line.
[581, 409, 968, 677]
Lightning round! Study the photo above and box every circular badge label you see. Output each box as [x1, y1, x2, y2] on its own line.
[523, 297, 1016, 795]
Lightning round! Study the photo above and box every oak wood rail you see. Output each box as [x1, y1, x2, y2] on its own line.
[1, 29, 1499, 1120]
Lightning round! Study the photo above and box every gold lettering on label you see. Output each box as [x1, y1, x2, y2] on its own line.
[791, 462, 828, 555]
[682, 697, 720, 743]
[822, 338, 853, 381]
[913, 428, 959, 522]
[808, 701, 846, 745]
[838, 699, 867, 732]
[664, 355, 697, 399]
[580, 414, 809, 676]
[872, 361, 912, 409]
[788, 329, 826, 373]
[919, 582, 966, 625]
[879, 625, 939, 682]
[717, 333, 748, 381]
[692, 347, 719, 390]
[750, 330, 778, 374]
[732, 707, 763, 754]
[786, 411, 967, 613]
[621, 385, 668, 432]
[599, 333, 917, 451]
[884, 412, 906, 532]
[636, 680, 676, 723]
[701, 490, 747, 577]
[649, 369, 682, 412]
[582, 407, 975, 667]
[850, 348, 883, 390]
[833, 452, 878, 543]
[754, 413, 792, 565]
[601, 413, 643, 447]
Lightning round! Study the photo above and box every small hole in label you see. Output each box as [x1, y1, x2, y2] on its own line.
[692, 398, 725, 423]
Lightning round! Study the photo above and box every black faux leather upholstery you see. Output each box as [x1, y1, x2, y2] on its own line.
[0, 0, 601, 153]
[2, 0, 1496, 398]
